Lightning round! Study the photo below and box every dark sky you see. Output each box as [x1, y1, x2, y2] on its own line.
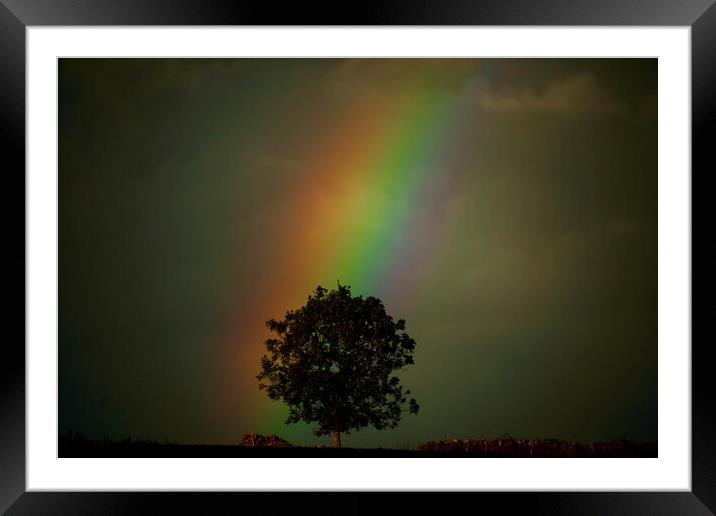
[59, 58, 657, 447]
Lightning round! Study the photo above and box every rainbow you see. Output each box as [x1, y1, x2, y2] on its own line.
[216, 61, 480, 440]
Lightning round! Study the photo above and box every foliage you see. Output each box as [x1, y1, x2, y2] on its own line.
[257, 284, 419, 441]
[416, 437, 657, 457]
[240, 432, 293, 447]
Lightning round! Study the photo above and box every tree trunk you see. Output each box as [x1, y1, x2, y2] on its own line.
[332, 430, 341, 448]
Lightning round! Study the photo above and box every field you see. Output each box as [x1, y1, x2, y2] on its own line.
[59, 432, 657, 458]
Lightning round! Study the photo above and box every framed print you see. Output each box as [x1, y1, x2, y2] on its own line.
[2, 0, 712, 514]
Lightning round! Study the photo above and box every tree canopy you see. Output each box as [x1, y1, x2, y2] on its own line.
[257, 284, 419, 447]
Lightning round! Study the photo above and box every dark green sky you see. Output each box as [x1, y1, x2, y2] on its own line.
[59, 58, 657, 447]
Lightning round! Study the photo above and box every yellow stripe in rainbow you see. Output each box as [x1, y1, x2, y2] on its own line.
[218, 64, 473, 438]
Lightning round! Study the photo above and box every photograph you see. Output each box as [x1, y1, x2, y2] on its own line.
[2, 0, 710, 508]
[58, 57, 658, 459]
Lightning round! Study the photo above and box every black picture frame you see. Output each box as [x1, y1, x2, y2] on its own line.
[2, 1, 712, 514]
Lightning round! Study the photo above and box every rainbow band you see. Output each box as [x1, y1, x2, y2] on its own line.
[218, 62, 477, 440]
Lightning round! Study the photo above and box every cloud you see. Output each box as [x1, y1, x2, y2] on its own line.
[324, 59, 480, 101]
[479, 74, 626, 116]
[323, 59, 417, 100]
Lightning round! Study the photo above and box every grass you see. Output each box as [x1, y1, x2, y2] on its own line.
[58, 432, 657, 458]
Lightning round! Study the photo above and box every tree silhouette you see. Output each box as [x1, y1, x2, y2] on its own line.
[257, 284, 419, 448]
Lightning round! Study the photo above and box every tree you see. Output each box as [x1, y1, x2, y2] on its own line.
[257, 283, 419, 448]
